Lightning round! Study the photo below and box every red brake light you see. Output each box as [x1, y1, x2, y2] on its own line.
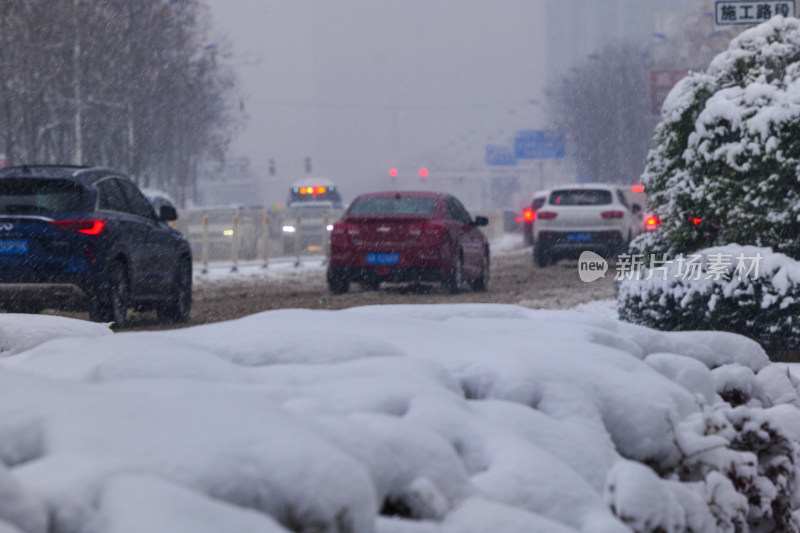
[601, 210, 624, 219]
[631, 185, 645, 193]
[522, 208, 535, 222]
[419, 220, 444, 245]
[537, 211, 557, 220]
[50, 219, 105, 235]
[645, 215, 661, 227]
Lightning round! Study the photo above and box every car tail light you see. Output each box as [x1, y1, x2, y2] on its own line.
[419, 220, 445, 246]
[330, 221, 349, 246]
[522, 208, 535, 222]
[537, 211, 557, 220]
[50, 219, 105, 235]
[645, 215, 661, 229]
[601, 210, 624, 219]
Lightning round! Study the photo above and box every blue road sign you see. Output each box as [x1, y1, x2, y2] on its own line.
[485, 145, 517, 166]
[514, 130, 565, 160]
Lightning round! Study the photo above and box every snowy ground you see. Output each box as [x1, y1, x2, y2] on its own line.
[2, 298, 800, 532]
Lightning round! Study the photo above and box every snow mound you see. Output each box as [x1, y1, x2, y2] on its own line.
[0, 305, 799, 531]
[0, 314, 112, 357]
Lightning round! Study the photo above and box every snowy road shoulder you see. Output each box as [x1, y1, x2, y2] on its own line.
[1, 304, 799, 532]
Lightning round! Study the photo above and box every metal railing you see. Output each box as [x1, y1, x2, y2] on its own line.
[176, 207, 506, 271]
[176, 207, 332, 271]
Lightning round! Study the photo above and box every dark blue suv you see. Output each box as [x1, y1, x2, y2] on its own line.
[0, 165, 192, 325]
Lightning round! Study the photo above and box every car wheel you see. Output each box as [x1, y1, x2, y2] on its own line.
[534, 245, 551, 268]
[443, 251, 464, 294]
[158, 258, 192, 324]
[90, 260, 129, 326]
[472, 249, 490, 292]
[327, 268, 350, 294]
[523, 226, 534, 246]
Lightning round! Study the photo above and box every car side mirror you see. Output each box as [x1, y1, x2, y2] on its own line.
[472, 216, 489, 227]
[159, 204, 178, 222]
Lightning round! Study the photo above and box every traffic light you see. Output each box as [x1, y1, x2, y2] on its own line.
[419, 168, 428, 178]
[389, 168, 398, 177]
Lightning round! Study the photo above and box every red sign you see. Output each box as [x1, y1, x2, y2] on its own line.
[649, 70, 687, 116]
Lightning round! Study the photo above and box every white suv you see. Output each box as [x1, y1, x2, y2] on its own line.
[532, 184, 639, 267]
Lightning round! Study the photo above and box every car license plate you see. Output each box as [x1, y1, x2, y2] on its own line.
[567, 233, 592, 242]
[366, 252, 398, 265]
[0, 239, 27, 255]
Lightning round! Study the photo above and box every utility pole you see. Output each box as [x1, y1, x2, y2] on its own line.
[127, 99, 134, 174]
[72, 0, 83, 165]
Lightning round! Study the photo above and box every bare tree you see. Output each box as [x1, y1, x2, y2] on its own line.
[546, 8, 738, 185]
[0, 0, 238, 205]
[548, 43, 653, 184]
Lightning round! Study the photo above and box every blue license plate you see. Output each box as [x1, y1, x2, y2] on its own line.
[0, 239, 27, 255]
[366, 252, 398, 265]
[567, 233, 592, 242]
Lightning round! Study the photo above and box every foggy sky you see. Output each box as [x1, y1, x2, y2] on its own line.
[205, 0, 548, 203]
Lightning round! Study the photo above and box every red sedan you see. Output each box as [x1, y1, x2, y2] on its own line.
[327, 191, 490, 294]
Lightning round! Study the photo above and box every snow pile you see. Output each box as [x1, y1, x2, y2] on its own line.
[1, 305, 800, 532]
[0, 314, 112, 357]
[619, 244, 800, 350]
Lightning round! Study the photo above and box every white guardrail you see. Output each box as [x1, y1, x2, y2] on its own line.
[175, 207, 506, 271]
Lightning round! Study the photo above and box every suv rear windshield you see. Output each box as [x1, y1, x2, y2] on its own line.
[349, 197, 437, 215]
[549, 189, 612, 206]
[0, 178, 88, 214]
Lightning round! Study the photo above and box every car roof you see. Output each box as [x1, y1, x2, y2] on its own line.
[353, 190, 448, 200]
[0, 165, 128, 186]
[291, 176, 336, 188]
[550, 183, 619, 191]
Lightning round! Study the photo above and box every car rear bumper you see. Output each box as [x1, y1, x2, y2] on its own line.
[329, 246, 449, 282]
[535, 230, 623, 252]
[0, 282, 94, 311]
[330, 246, 444, 267]
[329, 266, 445, 284]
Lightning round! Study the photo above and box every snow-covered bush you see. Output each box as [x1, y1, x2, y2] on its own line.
[3, 307, 800, 532]
[619, 245, 800, 350]
[622, 17, 800, 349]
[633, 16, 800, 260]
